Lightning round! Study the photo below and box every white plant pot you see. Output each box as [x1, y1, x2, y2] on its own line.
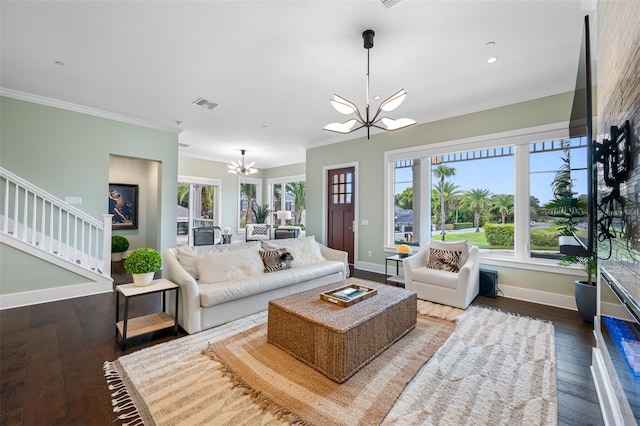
[132, 272, 155, 287]
[111, 252, 124, 262]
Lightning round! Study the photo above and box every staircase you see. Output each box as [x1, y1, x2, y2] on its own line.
[1, 167, 113, 307]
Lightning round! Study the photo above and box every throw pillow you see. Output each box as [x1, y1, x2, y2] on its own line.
[429, 239, 469, 267]
[250, 225, 268, 236]
[196, 249, 264, 284]
[427, 248, 462, 273]
[259, 249, 293, 273]
[262, 236, 325, 267]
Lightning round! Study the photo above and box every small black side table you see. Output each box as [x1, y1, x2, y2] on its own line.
[222, 234, 232, 244]
[385, 254, 406, 286]
[115, 279, 179, 350]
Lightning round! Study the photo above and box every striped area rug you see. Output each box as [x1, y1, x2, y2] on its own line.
[104, 304, 557, 425]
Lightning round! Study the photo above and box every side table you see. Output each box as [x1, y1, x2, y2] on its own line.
[115, 278, 179, 350]
[385, 254, 406, 286]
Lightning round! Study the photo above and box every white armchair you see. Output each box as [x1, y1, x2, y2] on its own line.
[402, 240, 479, 309]
[245, 224, 271, 241]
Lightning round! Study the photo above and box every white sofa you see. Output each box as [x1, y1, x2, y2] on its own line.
[163, 236, 349, 334]
[402, 240, 479, 309]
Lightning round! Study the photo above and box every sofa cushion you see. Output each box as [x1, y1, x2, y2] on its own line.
[290, 260, 346, 283]
[412, 266, 460, 290]
[260, 248, 293, 273]
[262, 236, 325, 267]
[176, 241, 260, 279]
[199, 269, 296, 307]
[196, 248, 264, 284]
[428, 239, 469, 268]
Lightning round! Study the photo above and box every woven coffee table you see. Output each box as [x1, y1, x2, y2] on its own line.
[267, 278, 417, 383]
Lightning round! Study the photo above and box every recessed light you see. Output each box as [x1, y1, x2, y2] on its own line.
[374, 95, 381, 100]
[54, 60, 66, 66]
[487, 57, 499, 64]
[485, 42, 496, 48]
[178, 143, 190, 148]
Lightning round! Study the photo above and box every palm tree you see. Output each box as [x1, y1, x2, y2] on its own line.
[491, 194, 514, 224]
[433, 165, 456, 240]
[240, 183, 257, 225]
[464, 188, 493, 232]
[286, 182, 306, 225]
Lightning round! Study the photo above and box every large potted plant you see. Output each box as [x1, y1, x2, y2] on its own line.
[560, 254, 597, 323]
[111, 235, 129, 261]
[253, 203, 271, 224]
[124, 248, 162, 287]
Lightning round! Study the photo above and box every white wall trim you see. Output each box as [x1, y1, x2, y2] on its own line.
[0, 280, 113, 310]
[1, 88, 180, 134]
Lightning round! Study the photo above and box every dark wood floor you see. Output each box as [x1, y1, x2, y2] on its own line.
[1, 266, 604, 425]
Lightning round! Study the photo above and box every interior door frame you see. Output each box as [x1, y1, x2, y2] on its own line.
[322, 161, 359, 265]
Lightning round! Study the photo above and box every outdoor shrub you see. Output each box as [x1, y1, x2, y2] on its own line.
[453, 222, 473, 230]
[530, 229, 559, 247]
[484, 223, 514, 246]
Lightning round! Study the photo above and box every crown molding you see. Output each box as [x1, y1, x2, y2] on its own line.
[0, 88, 180, 134]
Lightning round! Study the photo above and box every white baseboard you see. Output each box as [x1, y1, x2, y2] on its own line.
[498, 284, 577, 310]
[0, 281, 113, 310]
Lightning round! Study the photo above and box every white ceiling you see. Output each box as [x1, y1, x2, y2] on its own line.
[1, 1, 596, 169]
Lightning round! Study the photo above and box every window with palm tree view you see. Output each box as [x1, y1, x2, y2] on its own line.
[177, 179, 220, 247]
[391, 136, 588, 260]
[269, 176, 306, 229]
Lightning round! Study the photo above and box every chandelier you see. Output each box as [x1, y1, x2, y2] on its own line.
[227, 149, 258, 175]
[324, 29, 416, 139]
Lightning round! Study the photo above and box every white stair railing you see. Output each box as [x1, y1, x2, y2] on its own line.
[0, 167, 112, 277]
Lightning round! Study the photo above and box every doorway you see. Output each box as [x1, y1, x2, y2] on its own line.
[327, 167, 355, 265]
[177, 178, 221, 247]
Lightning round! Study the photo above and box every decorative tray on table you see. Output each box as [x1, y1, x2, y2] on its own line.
[320, 284, 377, 307]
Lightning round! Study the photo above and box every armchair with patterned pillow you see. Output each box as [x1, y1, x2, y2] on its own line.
[402, 240, 479, 309]
[245, 223, 271, 241]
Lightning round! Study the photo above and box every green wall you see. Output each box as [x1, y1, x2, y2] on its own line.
[0, 96, 179, 295]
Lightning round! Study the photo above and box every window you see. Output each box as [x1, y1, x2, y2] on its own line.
[238, 177, 262, 231]
[177, 177, 221, 247]
[268, 175, 306, 228]
[384, 123, 584, 264]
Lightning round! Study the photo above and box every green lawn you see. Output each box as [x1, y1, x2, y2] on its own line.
[430, 226, 561, 251]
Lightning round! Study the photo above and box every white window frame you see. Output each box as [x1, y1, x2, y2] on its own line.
[238, 176, 262, 233]
[178, 175, 222, 246]
[267, 174, 305, 225]
[383, 121, 571, 271]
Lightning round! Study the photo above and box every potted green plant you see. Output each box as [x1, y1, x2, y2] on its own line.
[253, 203, 271, 224]
[560, 254, 597, 323]
[124, 248, 162, 286]
[111, 235, 129, 261]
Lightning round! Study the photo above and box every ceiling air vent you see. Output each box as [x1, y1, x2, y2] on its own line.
[192, 98, 219, 110]
[381, 0, 402, 8]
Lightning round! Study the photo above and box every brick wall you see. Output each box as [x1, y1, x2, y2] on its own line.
[597, 1, 640, 301]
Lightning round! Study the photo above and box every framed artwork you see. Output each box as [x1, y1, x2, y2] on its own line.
[109, 183, 138, 229]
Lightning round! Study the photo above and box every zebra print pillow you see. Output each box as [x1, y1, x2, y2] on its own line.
[260, 248, 293, 273]
[427, 248, 462, 273]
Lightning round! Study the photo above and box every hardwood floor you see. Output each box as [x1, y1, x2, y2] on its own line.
[1, 266, 604, 425]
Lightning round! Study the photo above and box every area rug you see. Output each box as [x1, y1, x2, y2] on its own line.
[104, 304, 557, 426]
[204, 313, 454, 426]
